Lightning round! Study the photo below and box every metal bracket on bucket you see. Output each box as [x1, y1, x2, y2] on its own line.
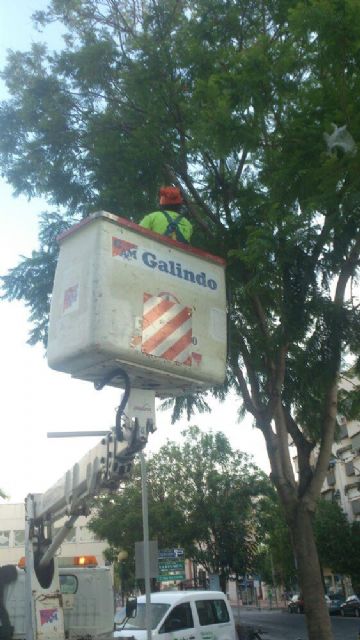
[94, 367, 156, 442]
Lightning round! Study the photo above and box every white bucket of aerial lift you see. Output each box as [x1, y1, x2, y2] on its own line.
[47, 211, 227, 395]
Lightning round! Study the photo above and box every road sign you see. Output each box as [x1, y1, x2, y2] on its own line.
[158, 548, 184, 559]
[209, 574, 220, 591]
[158, 548, 185, 582]
[158, 574, 186, 582]
[158, 561, 185, 571]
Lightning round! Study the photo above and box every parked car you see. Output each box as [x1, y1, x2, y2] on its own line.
[340, 595, 360, 617]
[114, 590, 236, 640]
[327, 593, 345, 615]
[287, 594, 304, 613]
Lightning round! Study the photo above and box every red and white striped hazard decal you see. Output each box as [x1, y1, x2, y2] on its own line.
[141, 293, 192, 366]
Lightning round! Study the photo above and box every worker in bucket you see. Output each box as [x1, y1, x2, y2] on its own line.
[139, 186, 193, 244]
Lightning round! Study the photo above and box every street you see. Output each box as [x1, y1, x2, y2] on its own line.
[232, 608, 360, 640]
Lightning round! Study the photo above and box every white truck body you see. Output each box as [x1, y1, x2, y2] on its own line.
[1, 413, 152, 640]
[3, 566, 114, 640]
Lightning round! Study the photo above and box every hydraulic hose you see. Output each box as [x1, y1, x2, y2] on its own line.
[94, 368, 131, 440]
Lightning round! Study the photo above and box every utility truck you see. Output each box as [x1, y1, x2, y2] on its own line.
[1, 211, 227, 640]
[1, 397, 155, 640]
[4, 559, 114, 639]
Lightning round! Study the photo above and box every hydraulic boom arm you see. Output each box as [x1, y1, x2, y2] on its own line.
[24, 386, 155, 640]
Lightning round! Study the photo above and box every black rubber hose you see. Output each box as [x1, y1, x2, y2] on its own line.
[94, 368, 131, 440]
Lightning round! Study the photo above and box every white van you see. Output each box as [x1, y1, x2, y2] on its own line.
[114, 591, 236, 640]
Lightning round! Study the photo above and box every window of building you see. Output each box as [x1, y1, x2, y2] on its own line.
[322, 489, 334, 502]
[0, 531, 10, 547]
[13, 530, 25, 547]
[351, 432, 360, 453]
[345, 461, 355, 476]
[65, 527, 76, 543]
[351, 498, 360, 516]
[336, 415, 348, 439]
[78, 526, 98, 543]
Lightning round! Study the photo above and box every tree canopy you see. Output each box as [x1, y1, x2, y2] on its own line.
[90, 426, 270, 591]
[256, 495, 360, 593]
[1, 1, 360, 638]
[314, 499, 360, 593]
[254, 487, 297, 590]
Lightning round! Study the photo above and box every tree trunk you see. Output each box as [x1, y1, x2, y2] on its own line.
[219, 573, 227, 595]
[262, 402, 335, 639]
[289, 502, 333, 640]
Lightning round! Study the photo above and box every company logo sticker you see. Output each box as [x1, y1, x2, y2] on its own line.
[40, 608, 59, 626]
[112, 237, 219, 292]
[63, 284, 79, 313]
[112, 237, 138, 260]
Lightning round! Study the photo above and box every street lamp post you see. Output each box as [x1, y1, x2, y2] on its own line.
[139, 451, 152, 640]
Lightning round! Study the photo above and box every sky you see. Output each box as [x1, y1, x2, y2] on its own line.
[0, 0, 269, 504]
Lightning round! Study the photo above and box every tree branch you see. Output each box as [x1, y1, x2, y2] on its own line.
[164, 163, 222, 233]
[272, 402, 297, 490]
[305, 380, 338, 509]
[229, 148, 248, 201]
[251, 293, 270, 341]
[261, 342, 288, 422]
[230, 357, 259, 419]
[283, 406, 315, 496]
[310, 212, 333, 267]
[236, 332, 264, 413]
[306, 234, 360, 506]
[334, 235, 360, 304]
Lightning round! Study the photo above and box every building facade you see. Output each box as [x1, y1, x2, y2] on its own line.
[322, 414, 360, 521]
[0, 502, 108, 566]
[290, 378, 360, 595]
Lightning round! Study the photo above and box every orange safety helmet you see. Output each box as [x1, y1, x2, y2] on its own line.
[159, 186, 183, 206]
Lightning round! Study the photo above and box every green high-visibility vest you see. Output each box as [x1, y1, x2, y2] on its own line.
[139, 210, 193, 243]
